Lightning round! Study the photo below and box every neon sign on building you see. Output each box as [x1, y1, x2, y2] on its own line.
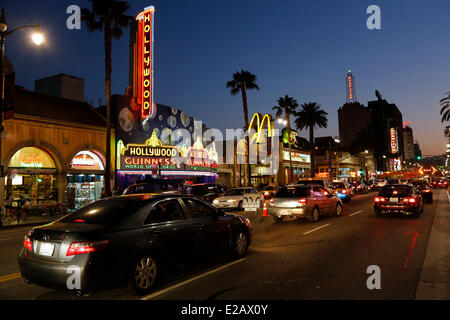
[390, 128, 398, 154]
[136, 6, 155, 120]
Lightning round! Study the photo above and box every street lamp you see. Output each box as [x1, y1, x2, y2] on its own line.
[0, 8, 42, 177]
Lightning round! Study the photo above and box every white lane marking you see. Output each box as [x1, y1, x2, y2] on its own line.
[141, 258, 246, 300]
[349, 210, 363, 216]
[302, 223, 330, 235]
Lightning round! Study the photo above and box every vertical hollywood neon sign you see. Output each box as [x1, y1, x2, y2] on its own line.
[136, 6, 155, 120]
[390, 128, 398, 154]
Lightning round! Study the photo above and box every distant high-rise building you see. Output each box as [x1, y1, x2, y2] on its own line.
[403, 126, 415, 161]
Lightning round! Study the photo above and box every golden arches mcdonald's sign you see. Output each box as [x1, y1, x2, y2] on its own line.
[248, 113, 273, 143]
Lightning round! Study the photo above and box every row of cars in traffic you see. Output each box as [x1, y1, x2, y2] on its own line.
[17, 176, 444, 297]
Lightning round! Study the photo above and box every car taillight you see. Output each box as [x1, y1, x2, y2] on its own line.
[298, 199, 307, 206]
[24, 236, 32, 251]
[66, 240, 110, 256]
[374, 196, 385, 202]
[423, 189, 431, 193]
[403, 197, 416, 204]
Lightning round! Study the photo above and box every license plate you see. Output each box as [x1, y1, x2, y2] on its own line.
[39, 242, 55, 256]
[244, 208, 257, 212]
[279, 209, 290, 215]
[390, 197, 399, 203]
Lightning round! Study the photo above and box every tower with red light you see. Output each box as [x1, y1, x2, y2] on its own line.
[345, 70, 356, 103]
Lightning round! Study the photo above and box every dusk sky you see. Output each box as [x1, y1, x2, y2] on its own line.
[3, 0, 450, 156]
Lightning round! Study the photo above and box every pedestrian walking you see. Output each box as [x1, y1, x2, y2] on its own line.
[5, 193, 14, 220]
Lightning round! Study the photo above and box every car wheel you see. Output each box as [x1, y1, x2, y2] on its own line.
[232, 230, 249, 258]
[310, 207, 319, 223]
[131, 254, 159, 295]
[335, 203, 343, 217]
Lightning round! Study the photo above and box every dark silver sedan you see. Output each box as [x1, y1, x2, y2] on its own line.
[268, 184, 343, 222]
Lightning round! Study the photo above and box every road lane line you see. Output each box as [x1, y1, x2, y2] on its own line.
[302, 223, 330, 235]
[141, 258, 246, 300]
[402, 232, 419, 270]
[349, 210, 363, 216]
[0, 272, 21, 283]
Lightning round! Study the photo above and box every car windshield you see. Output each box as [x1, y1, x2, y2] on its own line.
[379, 185, 413, 197]
[224, 189, 245, 196]
[60, 198, 148, 225]
[276, 186, 311, 198]
[297, 180, 324, 187]
[331, 183, 345, 189]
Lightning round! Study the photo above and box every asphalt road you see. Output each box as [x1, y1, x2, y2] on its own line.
[0, 190, 443, 300]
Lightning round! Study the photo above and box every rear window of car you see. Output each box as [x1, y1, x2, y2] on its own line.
[124, 184, 154, 195]
[297, 180, 325, 187]
[387, 179, 399, 184]
[379, 185, 413, 197]
[60, 198, 147, 225]
[276, 187, 311, 198]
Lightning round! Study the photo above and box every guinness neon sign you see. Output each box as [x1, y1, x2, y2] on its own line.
[136, 6, 155, 120]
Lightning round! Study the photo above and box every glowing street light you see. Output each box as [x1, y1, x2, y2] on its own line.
[31, 32, 44, 45]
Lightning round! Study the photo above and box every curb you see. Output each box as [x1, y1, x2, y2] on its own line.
[415, 190, 450, 299]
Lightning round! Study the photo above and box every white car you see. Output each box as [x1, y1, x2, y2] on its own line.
[212, 187, 262, 210]
[376, 179, 387, 188]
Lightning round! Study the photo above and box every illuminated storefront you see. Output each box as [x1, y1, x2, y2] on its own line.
[66, 151, 105, 210]
[5, 147, 57, 205]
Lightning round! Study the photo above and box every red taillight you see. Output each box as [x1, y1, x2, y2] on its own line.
[423, 189, 431, 193]
[374, 196, 385, 203]
[24, 236, 32, 251]
[393, 191, 398, 195]
[298, 199, 308, 205]
[403, 197, 416, 204]
[66, 240, 110, 256]
[269, 199, 274, 205]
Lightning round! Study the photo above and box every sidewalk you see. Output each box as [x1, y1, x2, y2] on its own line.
[415, 189, 450, 299]
[0, 215, 58, 229]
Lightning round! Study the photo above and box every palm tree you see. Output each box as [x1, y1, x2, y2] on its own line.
[226, 70, 259, 186]
[440, 91, 450, 122]
[273, 95, 299, 184]
[82, 0, 133, 196]
[294, 102, 328, 177]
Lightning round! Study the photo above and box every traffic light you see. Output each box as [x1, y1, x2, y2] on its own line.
[416, 155, 422, 161]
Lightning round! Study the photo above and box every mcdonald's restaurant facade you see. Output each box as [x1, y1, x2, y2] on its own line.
[0, 82, 112, 210]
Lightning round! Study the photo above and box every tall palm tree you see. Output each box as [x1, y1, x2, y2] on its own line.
[273, 95, 299, 184]
[294, 102, 328, 177]
[440, 91, 450, 122]
[82, 0, 132, 196]
[226, 70, 259, 186]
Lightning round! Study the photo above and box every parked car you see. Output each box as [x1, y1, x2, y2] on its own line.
[374, 184, 423, 217]
[212, 187, 262, 210]
[410, 180, 433, 203]
[18, 194, 251, 296]
[190, 183, 226, 203]
[268, 184, 343, 223]
[330, 181, 352, 202]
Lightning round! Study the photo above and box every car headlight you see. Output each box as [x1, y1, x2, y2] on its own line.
[227, 199, 236, 202]
[213, 199, 219, 204]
